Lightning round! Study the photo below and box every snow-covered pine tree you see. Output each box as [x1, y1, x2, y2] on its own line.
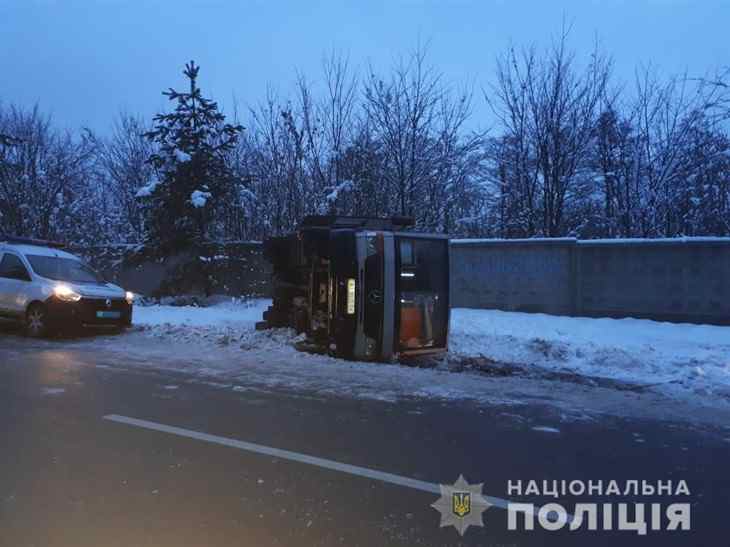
[142, 61, 243, 253]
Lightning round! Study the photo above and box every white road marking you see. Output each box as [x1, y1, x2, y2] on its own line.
[531, 426, 561, 434]
[103, 413, 513, 511]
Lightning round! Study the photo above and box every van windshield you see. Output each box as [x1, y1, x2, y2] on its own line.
[396, 237, 449, 351]
[26, 255, 103, 284]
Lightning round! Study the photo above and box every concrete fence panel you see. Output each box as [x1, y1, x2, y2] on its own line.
[450, 238, 576, 315]
[451, 237, 730, 325]
[576, 239, 730, 324]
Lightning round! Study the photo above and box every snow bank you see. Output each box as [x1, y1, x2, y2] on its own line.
[450, 309, 730, 402]
[130, 301, 730, 408]
[137, 299, 267, 328]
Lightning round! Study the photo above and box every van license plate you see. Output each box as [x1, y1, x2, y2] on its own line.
[96, 311, 121, 319]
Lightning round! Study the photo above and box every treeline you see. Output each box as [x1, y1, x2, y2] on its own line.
[1, 34, 729, 247]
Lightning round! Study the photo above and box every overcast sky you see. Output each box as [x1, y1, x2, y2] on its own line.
[1, 0, 727, 134]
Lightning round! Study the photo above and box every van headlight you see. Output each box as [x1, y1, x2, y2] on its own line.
[346, 279, 356, 315]
[54, 284, 82, 302]
[125, 291, 134, 305]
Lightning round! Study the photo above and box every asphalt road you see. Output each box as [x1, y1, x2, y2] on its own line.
[1, 334, 728, 546]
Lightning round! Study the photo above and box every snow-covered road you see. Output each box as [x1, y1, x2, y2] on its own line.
[119, 299, 730, 413]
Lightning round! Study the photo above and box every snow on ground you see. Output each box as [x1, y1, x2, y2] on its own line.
[135, 298, 267, 329]
[121, 299, 730, 414]
[450, 309, 730, 402]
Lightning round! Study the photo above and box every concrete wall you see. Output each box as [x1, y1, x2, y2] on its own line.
[451, 237, 730, 325]
[576, 239, 730, 324]
[450, 238, 576, 315]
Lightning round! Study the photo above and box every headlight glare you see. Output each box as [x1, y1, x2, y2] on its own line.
[125, 291, 134, 304]
[54, 284, 81, 302]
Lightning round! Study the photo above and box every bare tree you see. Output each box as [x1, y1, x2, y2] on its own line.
[486, 47, 541, 236]
[363, 45, 442, 216]
[0, 104, 100, 242]
[628, 66, 730, 235]
[488, 30, 612, 236]
[426, 86, 486, 233]
[99, 113, 155, 242]
[320, 51, 358, 207]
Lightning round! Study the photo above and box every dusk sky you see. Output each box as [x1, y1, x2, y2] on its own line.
[1, 0, 727, 134]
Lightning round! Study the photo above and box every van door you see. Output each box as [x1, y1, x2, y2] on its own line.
[0, 252, 34, 317]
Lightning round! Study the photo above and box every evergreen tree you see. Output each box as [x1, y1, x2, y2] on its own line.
[142, 61, 243, 252]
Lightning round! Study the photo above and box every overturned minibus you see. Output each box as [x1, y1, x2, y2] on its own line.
[257, 215, 450, 361]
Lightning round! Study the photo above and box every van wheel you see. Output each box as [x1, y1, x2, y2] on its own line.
[26, 303, 49, 338]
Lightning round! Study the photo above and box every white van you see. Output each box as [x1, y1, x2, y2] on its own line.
[0, 237, 134, 336]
